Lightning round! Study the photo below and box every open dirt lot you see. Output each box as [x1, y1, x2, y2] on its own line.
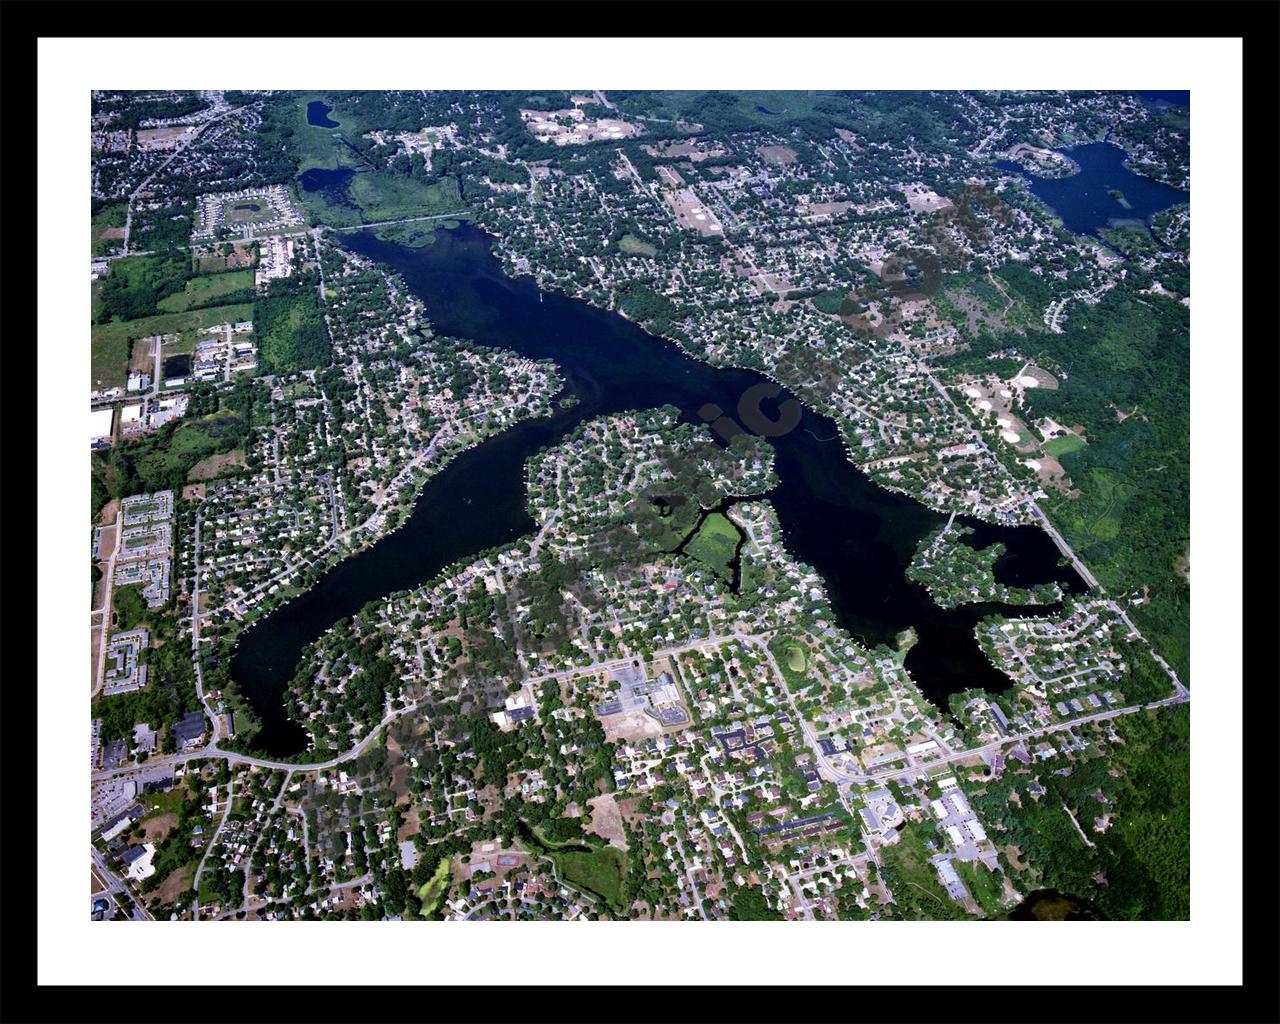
[758, 145, 797, 167]
[136, 126, 194, 151]
[91, 625, 104, 688]
[129, 338, 158, 374]
[142, 812, 179, 844]
[586, 793, 629, 852]
[801, 201, 853, 222]
[187, 450, 246, 482]
[900, 184, 953, 214]
[600, 707, 662, 743]
[656, 164, 685, 188]
[152, 863, 194, 904]
[97, 524, 118, 560]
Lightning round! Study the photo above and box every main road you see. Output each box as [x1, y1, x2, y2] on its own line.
[92, 628, 1189, 788]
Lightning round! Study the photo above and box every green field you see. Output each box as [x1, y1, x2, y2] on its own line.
[784, 644, 807, 673]
[222, 200, 276, 224]
[552, 845, 627, 912]
[157, 270, 255, 313]
[682, 512, 740, 581]
[1042, 434, 1086, 457]
[92, 303, 254, 389]
[91, 203, 127, 257]
[877, 824, 967, 920]
[348, 172, 464, 223]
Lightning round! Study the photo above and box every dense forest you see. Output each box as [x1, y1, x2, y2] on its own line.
[254, 276, 331, 373]
[972, 705, 1190, 920]
[941, 273, 1190, 680]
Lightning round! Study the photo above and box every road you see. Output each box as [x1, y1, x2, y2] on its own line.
[327, 211, 470, 233]
[190, 510, 224, 742]
[91, 845, 153, 921]
[90, 505, 123, 696]
[1028, 499, 1103, 591]
[192, 775, 235, 921]
[92, 614, 1188, 791]
[213, 871, 372, 922]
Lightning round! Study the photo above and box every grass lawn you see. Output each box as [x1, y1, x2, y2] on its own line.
[162, 331, 199, 357]
[768, 635, 813, 692]
[552, 845, 627, 911]
[221, 200, 277, 224]
[139, 783, 193, 822]
[157, 270, 255, 313]
[417, 858, 452, 916]
[92, 331, 132, 389]
[1043, 434, 1086, 457]
[784, 644, 807, 673]
[618, 233, 657, 257]
[953, 858, 1008, 918]
[683, 512, 740, 581]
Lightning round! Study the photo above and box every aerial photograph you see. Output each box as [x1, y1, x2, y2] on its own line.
[87, 87, 1190, 924]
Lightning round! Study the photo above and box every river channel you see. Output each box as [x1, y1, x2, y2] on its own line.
[231, 223, 1085, 757]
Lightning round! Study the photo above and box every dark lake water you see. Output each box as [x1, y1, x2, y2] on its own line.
[1009, 888, 1104, 920]
[306, 100, 340, 128]
[1137, 90, 1189, 109]
[298, 167, 356, 208]
[232, 223, 1085, 757]
[997, 141, 1187, 237]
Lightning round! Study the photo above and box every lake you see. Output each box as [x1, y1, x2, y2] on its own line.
[997, 141, 1187, 237]
[306, 100, 340, 128]
[231, 223, 1085, 757]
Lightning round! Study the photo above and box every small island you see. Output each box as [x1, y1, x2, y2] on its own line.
[1108, 187, 1133, 210]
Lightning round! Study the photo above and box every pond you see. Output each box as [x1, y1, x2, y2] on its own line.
[306, 100, 340, 128]
[996, 141, 1187, 237]
[1008, 888, 1104, 920]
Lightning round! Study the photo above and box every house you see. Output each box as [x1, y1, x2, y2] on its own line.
[172, 711, 208, 751]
